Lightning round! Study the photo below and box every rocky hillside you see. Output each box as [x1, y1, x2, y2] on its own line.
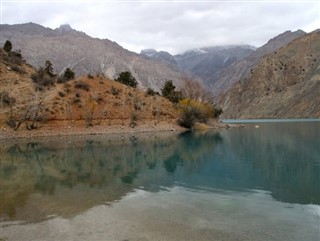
[219, 31, 320, 119]
[0, 48, 179, 130]
[210, 30, 306, 96]
[0, 23, 187, 91]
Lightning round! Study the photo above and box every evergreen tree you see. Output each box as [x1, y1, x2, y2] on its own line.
[44, 60, 54, 77]
[3, 40, 12, 53]
[116, 71, 138, 88]
[161, 80, 175, 97]
[64, 68, 75, 80]
[161, 80, 181, 103]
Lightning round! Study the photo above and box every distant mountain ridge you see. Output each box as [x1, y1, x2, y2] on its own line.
[142, 30, 307, 97]
[140, 49, 178, 66]
[0, 23, 187, 91]
[140, 45, 256, 88]
[174, 45, 255, 86]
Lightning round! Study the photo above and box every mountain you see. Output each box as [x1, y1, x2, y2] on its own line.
[140, 46, 255, 86]
[210, 30, 306, 96]
[174, 45, 255, 82]
[140, 49, 178, 66]
[0, 23, 187, 91]
[139, 30, 306, 97]
[219, 30, 320, 119]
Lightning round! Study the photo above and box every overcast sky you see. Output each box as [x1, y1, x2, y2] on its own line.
[1, 0, 319, 54]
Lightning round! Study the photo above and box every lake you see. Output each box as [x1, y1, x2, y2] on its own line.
[1, 121, 319, 241]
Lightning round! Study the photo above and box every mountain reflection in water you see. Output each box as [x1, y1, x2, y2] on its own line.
[1, 122, 319, 224]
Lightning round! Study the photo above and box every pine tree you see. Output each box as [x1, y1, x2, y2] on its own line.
[116, 71, 138, 88]
[3, 40, 12, 53]
[161, 80, 181, 103]
[44, 60, 54, 77]
[64, 68, 75, 80]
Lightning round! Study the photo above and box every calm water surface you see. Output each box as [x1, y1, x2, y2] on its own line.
[1, 122, 319, 241]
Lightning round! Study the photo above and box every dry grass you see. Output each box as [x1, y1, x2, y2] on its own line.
[0, 49, 179, 132]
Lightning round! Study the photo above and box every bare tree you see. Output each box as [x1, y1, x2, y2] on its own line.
[121, 85, 127, 126]
[9, 95, 46, 130]
[152, 95, 161, 124]
[83, 96, 96, 127]
[181, 79, 213, 103]
[66, 101, 72, 125]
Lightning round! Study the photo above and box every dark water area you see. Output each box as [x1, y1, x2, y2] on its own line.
[1, 122, 319, 241]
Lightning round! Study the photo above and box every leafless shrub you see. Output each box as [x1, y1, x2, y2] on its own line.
[96, 96, 104, 104]
[75, 81, 90, 91]
[0, 91, 16, 105]
[7, 96, 47, 130]
[111, 86, 120, 95]
[145, 87, 159, 96]
[73, 97, 81, 104]
[31, 67, 56, 89]
[11, 65, 26, 74]
[130, 113, 138, 128]
[181, 79, 213, 103]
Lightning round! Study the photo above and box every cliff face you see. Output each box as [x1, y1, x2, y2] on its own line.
[0, 23, 187, 91]
[219, 31, 320, 119]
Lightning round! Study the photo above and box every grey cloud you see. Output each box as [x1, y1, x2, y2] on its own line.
[1, 1, 319, 54]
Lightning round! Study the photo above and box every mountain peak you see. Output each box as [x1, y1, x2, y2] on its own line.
[57, 24, 73, 33]
[140, 49, 157, 57]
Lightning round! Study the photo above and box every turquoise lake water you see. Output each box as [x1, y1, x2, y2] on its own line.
[1, 121, 319, 241]
[223, 118, 320, 123]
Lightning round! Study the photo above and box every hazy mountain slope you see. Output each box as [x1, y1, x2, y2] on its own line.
[0, 23, 187, 91]
[140, 49, 178, 66]
[219, 31, 320, 119]
[174, 46, 255, 84]
[210, 30, 306, 96]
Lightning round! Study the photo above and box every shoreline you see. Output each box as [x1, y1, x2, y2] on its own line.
[0, 119, 231, 141]
[0, 122, 182, 141]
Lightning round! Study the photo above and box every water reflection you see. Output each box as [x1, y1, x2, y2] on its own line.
[0, 132, 222, 222]
[217, 122, 320, 204]
[1, 122, 319, 224]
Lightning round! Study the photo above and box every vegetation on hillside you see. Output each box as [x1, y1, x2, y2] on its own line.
[160, 79, 223, 128]
[3, 40, 12, 53]
[0, 41, 222, 132]
[115, 71, 138, 88]
[161, 80, 182, 103]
